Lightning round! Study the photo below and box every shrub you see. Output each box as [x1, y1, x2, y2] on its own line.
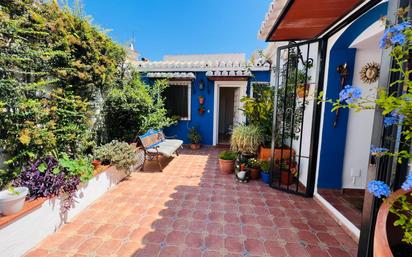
[58, 154, 93, 183]
[13, 156, 81, 211]
[230, 125, 264, 154]
[261, 161, 270, 172]
[93, 141, 138, 174]
[0, 0, 124, 188]
[103, 71, 174, 142]
[218, 151, 237, 160]
[188, 127, 202, 144]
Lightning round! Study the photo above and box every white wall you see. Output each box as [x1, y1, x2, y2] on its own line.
[0, 167, 126, 257]
[342, 23, 384, 189]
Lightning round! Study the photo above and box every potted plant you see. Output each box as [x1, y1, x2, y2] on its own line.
[240, 86, 302, 162]
[188, 127, 202, 150]
[0, 186, 29, 215]
[276, 160, 297, 186]
[230, 125, 264, 158]
[260, 160, 270, 184]
[93, 140, 139, 175]
[198, 105, 205, 115]
[91, 159, 101, 169]
[368, 176, 412, 257]
[198, 95, 205, 105]
[238, 154, 247, 171]
[247, 158, 261, 180]
[218, 151, 237, 174]
[297, 83, 310, 98]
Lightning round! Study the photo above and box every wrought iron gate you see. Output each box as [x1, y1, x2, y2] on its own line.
[269, 39, 326, 196]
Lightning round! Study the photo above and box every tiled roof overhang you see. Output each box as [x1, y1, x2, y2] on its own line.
[259, 0, 365, 41]
[146, 72, 196, 80]
[134, 60, 270, 72]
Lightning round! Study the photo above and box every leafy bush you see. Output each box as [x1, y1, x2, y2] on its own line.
[103, 71, 174, 142]
[261, 161, 270, 172]
[188, 127, 202, 144]
[240, 86, 274, 146]
[218, 151, 237, 160]
[0, 0, 124, 188]
[230, 125, 264, 154]
[247, 158, 261, 169]
[13, 156, 81, 211]
[241, 50, 309, 147]
[58, 155, 93, 183]
[93, 141, 138, 174]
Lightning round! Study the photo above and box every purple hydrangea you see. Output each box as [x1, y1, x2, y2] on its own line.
[367, 180, 391, 198]
[401, 174, 412, 191]
[339, 85, 362, 104]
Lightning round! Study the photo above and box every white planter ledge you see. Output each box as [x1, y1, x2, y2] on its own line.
[0, 166, 126, 257]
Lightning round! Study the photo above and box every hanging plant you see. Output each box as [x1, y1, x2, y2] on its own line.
[198, 95, 205, 105]
[198, 105, 205, 115]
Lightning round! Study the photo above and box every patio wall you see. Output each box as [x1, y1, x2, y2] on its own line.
[0, 166, 126, 257]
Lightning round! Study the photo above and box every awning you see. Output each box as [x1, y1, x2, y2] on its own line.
[259, 0, 365, 41]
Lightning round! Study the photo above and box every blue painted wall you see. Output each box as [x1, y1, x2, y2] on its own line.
[317, 3, 388, 189]
[164, 72, 215, 145]
[143, 70, 270, 145]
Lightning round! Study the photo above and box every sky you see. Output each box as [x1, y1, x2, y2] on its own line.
[77, 0, 272, 61]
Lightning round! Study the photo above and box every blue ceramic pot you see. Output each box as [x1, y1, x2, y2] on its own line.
[260, 171, 270, 184]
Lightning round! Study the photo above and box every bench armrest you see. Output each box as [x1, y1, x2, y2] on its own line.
[164, 134, 178, 139]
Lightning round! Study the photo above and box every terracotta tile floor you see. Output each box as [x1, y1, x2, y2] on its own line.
[25, 147, 358, 257]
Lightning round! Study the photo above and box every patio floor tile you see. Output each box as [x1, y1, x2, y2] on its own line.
[25, 147, 358, 257]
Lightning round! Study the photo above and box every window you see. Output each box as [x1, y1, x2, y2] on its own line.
[163, 81, 191, 120]
[251, 82, 271, 99]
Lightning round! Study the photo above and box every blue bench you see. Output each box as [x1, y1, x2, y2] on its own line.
[137, 129, 183, 171]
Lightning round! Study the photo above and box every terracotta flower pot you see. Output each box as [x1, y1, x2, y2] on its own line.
[374, 188, 412, 257]
[297, 83, 310, 98]
[190, 144, 201, 150]
[280, 169, 295, 186]
[240, 163, 246, 171]
[92, 160, 101, 169]
[249, 167, 260, 180]
[258, 147, 295, 161]
[219, 159, 235, 174]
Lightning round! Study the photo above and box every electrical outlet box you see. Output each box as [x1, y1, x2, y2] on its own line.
[351, 168, 361, 177]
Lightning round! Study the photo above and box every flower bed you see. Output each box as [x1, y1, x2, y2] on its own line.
[0, 166, 126, 257]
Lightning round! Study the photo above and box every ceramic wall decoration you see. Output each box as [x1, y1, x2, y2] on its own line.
[360, 62, 380, 84]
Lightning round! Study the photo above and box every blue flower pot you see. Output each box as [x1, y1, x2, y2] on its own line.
[260, 171, 270, 184]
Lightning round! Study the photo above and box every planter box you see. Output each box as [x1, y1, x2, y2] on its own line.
[258, 147, 295, 161]
[0, 166, 126, 257]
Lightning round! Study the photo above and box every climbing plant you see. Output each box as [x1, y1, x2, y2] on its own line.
[0, 0, 124, 188]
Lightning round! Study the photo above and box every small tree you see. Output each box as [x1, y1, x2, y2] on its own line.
[103, 70, 174, 142]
